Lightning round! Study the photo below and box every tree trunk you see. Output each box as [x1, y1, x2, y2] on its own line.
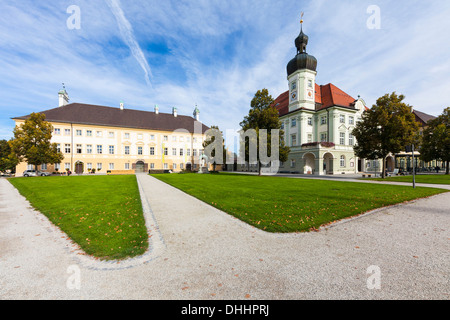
[446, 160, 449, 175]
[381, 156, 387, 179]
[258, 160, 262, 176]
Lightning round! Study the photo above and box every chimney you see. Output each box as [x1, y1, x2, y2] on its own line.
[193, 105, 200, 121]
[120, 101, 124, 110]
[173, 107, 178, 117]
[58, 84, 69, 107]
[155, 105, 159, 114]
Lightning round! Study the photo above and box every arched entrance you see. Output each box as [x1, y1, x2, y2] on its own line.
[75, 161, 84, 174]
[303, 153, 315, 175]
[135, 161, 146, 173]
[386, 156, 395, 172]
[323, 152, 334, 175]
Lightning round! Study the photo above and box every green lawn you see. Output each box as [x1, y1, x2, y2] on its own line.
[152, 173, 448, 233]
[8, 175, 148, 260]
[367, 174, 450, 185]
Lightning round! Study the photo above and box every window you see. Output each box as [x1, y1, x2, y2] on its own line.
[180, 163, 184, 170]
[65, 129, 71, 136]
[76, 130, 82, 136]
[54, 128, 61, 135]
[290, 159, 296, 168]
[124, 133, 130, 140]
[307, 134, 313, 143]
[124, 146, 130, 155]
[340, 155, 346, 167]
[97, 145, 103, 154]
[307, 117, 312, 125]
[320, 133, 327, 142]
[164, 148, 168, 156]
[193, 137, 197, 143]
[349, 116, 354, 125]
[87, 163, 92, 170]
[150, 147, 155, 156]
[150, 163, 155, 169]
[86, 130, 92, 137]
[340, 115, 345, 124]
[187, 149, 191, 156]
[108, 132, 114, 138]
[349, 134, 354, 146]
[56, 144, 61, 153]
[86, 145, 93, 154]
[179, 137, 184, 142]
[54, 163, 60, 170]
[281, 123, 285, 130]
[340, 132, 345, 145]
[96, 131, 102, 137]
[172, 136, 177, 142]
[179, 148, 184, 156]
[172, 148, 177, 156]
[291, 134, 297, 146]
[308, 79, 313, 88]
[163, 163, 168, 169]
[137, 134, 143, 140]
[163, 135, 168, 142]
[291, 82, 297, 91]
[291, 118, 297, 127]
[76, 144, 82, 154]
[26, 164, 33, 170]
[125, 163, 130, 170]
[109, 145, 115, 155]
[321, 116, 327, 125]
[64, 144, 71, 154]
[109, 163, 114, 170]
[186, 137, 191, 143]
[65, 163, 70, 170]
[41, 163, 47, 170]
[150, 134, 155, 141]
[138, 146, 143, 155]
[97, 163, 102, 170]
[193, 149, 197, 157]
[173, 163, 177, 169]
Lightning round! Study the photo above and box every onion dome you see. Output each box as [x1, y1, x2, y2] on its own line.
[287, 24, 317, 76]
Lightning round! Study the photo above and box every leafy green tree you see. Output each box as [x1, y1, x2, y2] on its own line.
[419, 107, 450, 174]
[240, 89, 290, 175]
[10, 112, 64, 171]
[0, 139, 19, 173]
[352, 92, 419, 178]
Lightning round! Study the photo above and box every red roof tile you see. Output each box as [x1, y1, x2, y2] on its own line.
[273, 83, 357, 116]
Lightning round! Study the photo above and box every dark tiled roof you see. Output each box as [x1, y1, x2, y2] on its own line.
[413, 109, 436, 126]
[13, 103, 209, 134]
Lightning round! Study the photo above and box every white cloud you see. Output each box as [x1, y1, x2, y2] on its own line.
[105, 0, 153, 87]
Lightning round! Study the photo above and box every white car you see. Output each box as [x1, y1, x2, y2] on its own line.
[23, 170, 50, 177]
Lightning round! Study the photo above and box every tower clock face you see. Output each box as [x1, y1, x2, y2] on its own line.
[291, 91, 297, 101]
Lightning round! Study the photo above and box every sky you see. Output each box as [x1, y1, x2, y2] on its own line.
[1, 0, 450, 141]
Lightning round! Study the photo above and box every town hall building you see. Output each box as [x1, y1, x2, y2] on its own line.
[273, 22, 369, 175]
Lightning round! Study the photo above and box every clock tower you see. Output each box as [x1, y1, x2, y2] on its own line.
[286, 20, 317, 112]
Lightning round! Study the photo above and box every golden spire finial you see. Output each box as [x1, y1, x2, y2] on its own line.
[300, 12, 304, 24]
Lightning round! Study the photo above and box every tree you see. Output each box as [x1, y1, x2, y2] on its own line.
[9, 112, 64, 171]
[419, 107, 450, 174]
[202, 125, 226, 172]
[240, 89, 290, 175]
[352, 92, 419, 178]
[0, 139, 19, 173]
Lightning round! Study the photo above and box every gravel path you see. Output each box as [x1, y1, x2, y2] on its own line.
[0, 175, 449, 300]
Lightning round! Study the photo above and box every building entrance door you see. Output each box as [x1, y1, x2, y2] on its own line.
[75, 162, 84, 174]
[135, 161, 145, 173]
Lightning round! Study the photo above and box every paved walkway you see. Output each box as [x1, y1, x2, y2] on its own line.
[0, 175, 449, 299]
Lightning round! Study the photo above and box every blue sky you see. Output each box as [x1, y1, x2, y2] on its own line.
[1, 0, 450, 140]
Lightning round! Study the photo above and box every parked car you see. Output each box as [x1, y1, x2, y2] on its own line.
[23, 170, 50, 177]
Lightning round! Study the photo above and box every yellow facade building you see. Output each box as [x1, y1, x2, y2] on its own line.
[12, 89, 210, 176]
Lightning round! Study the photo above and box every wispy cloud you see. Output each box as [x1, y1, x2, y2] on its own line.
[105, 0, 153, 88]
